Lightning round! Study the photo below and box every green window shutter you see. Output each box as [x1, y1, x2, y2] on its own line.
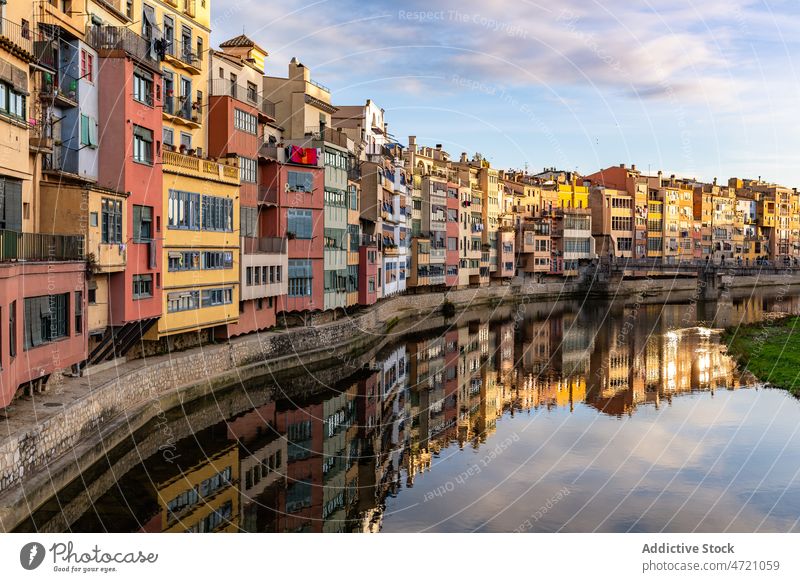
[80, 114, 89, 145]
[89, 118, 99, 147]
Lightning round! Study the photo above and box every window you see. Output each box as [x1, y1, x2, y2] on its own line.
[9, 301, 16, 359]
[611, 216, 633, 231]
[447, 237, 458, 251]
[564, 238, 591, 254]
[168, 251, 200, 271]
[348, 184, 358, 210]
[88, 286, 96, 304]
[617, 237, 633, 251]
[246, 81, 258, 103]
[201, 251, 233, 269]
[234, 108, 257, 134]
[80, 49, 94, 83]
[162, 15, 175, 55]
[132, 274, 153, 299]
[101, 198, 122, 244]
[74, 291, 82, 334]
[133, 69, 153, 105]
[288, 260, 313, 297]
[201, 195, 233, 231]
[180, 131, 192, 149]
[287, 209, 312, 239]
[563, 215, 591, 230]
[0, 81, 26, 121]
[24, 294, 69, 350]
[647, 237, 663, 251]
[133, 205, 153, 242]
[287, 171, 313, 193]
[347, 224, 360, 252]
[246, 266, 253, 286]
[239, 156, 257, 183]
[142, 3, 156, 40]
[162, 127, 174, 149]
[201, 288, 233, 307]
[168, 190, 201, 229]
[241, 206, 258, 238]
[167, 290, 200, 313]
[80, 114, 99, 148]
[126, 0, 134, 19]
[133, 125, 153, 164]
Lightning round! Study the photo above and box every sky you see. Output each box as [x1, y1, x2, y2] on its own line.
[211, 0, 800, 186]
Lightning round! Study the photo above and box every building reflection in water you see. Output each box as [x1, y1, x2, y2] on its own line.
[30, 298, 758, 534]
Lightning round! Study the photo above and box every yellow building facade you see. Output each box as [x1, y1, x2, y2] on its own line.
[155, 151, 240, 338]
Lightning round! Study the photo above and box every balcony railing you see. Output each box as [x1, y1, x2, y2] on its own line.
[163, 96, 199, 122]
[242, 236, 287, 254]
[86, 25, 158, 67]
[176, 42, 201, 69]
[0, 231, 84, 262]
[162, 150, 238, 181]
[303, 126, 351, 149]
[0, 16, 35, 59]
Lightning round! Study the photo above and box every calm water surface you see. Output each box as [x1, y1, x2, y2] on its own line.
[14, 292, 800, 533]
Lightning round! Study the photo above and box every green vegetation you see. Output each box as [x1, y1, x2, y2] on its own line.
[722, 316, 800, 395]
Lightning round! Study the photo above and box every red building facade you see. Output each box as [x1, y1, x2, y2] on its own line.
[0, 262, 87, 408]
[96, 46, 163, 332]
[260, 153, 324, 314]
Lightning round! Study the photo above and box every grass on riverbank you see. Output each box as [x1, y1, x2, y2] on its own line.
[722, 315, 800, 395]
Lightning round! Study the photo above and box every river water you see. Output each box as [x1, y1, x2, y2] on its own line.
[14, 291, 800, 533]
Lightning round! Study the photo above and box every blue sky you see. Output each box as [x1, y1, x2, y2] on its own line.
[212, 0, 800, 186]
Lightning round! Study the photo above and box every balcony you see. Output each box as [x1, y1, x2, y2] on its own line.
[0, 231, 84, 262]
[86, 25, 158, 69]
[36, 69, 79, 108]
[210, 79, 276, 120]
[303, 126, 351, 149]
[165, 42, 202, 74]
[162, 150, 239, 185]
[163, 96, 201, 127]
[430, 248, 446, 262]
[242, 236, 287, 254]
[0, 16, 35, 62]
[258, 186, 279, 205]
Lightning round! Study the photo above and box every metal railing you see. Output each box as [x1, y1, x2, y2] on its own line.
[163, 95, 198, 121]
[86, 24, 158, 67]
[0, 16, 34, 57]
[0, 230, 84, 262]
[176, 42, 201, 69]
[303, 126, 351, 148]
[308, 78, 330, 93]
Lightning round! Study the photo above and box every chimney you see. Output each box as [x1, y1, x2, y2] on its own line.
[713, 177, 717, 186]
[408, 135, 416, 147]
[657, 170, 663, 187]
[631, 164, 636, 171]
[460, 152, 468, 163]
[619, 163, 625, 169]
[436, 144, 442, 150]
